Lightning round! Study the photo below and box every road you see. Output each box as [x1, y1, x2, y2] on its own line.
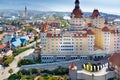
[0, 49, 34, 80]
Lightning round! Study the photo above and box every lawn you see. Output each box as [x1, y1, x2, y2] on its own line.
[8, 67, 69, 80]
[38, 76, 68, 80]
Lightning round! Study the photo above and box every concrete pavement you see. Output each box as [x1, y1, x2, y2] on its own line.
[0, 49, 34, 80]
[20, 59, 108, 71]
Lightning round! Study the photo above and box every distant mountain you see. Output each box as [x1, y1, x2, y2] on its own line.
[0, 9, 120, 21]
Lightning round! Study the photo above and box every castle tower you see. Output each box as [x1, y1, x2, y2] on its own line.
[90, 9, 105, 28]
[70, 0, 86, 30]
[69, 62, 77, 80]
[71, 0, 83, 18]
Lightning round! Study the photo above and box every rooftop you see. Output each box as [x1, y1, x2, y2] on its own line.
[108, 53, 120, 67]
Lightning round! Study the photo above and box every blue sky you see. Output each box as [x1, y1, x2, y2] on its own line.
[0, 0, 120, 15]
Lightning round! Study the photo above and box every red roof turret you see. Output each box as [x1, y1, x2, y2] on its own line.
[69, 62, 77, 70]
[87, 29, 94, 35]
[71, 0, 83, 18]
[102, 26, 110, 32]
[41, 22, 48, 32]
[91, 9, 100, 18]
[104, 20, 108, 24]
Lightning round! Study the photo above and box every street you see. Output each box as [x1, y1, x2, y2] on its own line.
[0, 49, 34, 80]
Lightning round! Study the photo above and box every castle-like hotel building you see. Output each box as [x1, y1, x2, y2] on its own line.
[40, 0, 120, 63]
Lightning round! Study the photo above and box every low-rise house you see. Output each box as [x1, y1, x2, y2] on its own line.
[0, 27, 3, 31]
[4, 26, 17, 32]
[20, 36, 29, 46]
[108, 53, 120, 79]
[11, 38, 21, 48]
[3, 50, 13, 57]
[0, 44, 7, 52]
[11, 36, 29, 48]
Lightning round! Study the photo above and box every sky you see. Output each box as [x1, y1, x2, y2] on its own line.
[0, 0, 120, 15]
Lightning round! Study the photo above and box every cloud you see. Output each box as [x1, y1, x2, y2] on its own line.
[0, 0, 119, 15]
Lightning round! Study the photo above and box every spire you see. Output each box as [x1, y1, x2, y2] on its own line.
[71, 0, 83, 18]
[91, 9, 100, 18]
[75, 0, 80, 8]
[69, 62, 77, 70]
[24, 6, 27, 20]
[104, 20, 108, 24]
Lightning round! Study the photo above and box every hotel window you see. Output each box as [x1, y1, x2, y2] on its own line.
[80, 42, 82, 44]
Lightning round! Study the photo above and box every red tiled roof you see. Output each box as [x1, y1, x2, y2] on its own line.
[87, 23, 92, 27]
[46, 33, 60, 38]
[8, 26, 15, 30]
[82, 34, 87, 37]
[104, 20, 108, 24]
[0, 44, 7, 49]
[102, 26, 110, 32]
[91, 9, 100, 18]
[46, 33, 52, 38]
[41, 22, 48, 32]
[69, 62, 77, 70]
[74, 33, 87, 37]
[110, 30, 118, 34]
[71, 8, 83, 18]
[108, 53, 120, 67]
[87, 30, 94, 35]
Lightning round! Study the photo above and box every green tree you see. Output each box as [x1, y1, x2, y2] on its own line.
[8, 68, 13, 74]
[8, 74, 20, 80]
[18, 71, 23, 78]
[3, 56, 14, 66]
[60, 21, 69, 29]
[37, 69, 41, 75]
[29, 69, 33, 75]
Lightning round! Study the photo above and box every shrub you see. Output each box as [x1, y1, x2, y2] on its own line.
[13, 47, 30, 56]
[17, 59, 35, 67]
[8, 74, 20, 80]
[3, 56, 14, 66]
